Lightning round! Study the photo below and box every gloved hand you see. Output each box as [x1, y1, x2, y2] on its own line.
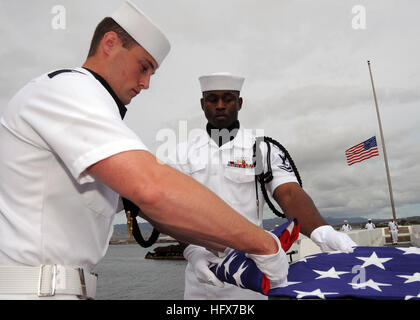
[310, 225, 357, 253]
[245, 230, 289, 288]
[183, 245, 225, 288]
[209, 219, 299, 294]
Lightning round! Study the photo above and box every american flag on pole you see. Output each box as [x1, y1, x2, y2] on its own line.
[211, 220, 420, 300]
[345, 136, 379, 166]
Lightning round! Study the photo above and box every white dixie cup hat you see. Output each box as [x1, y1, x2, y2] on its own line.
[111, 0, 171, 67]
[198, 72, 245, 92]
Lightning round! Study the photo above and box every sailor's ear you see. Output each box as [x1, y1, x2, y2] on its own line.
[238, 97, 243, 110]
[100, 31, 121, 56]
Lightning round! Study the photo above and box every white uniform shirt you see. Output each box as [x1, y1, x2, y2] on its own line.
[0, 68, 147, 272]
[388, 221, 398, 244]
[168, 129, 299, 299]
[365, 222, 375, 230]
[341, 224, 352, 232]
[388, 221, 398, 231]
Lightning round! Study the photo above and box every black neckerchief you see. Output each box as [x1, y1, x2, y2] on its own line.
[82, 67, 127, 120]
[82, 68, 161, 247]
[206, 120, 240, 147]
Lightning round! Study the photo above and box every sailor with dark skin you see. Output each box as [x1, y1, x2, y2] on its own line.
[201, 90, 243, 129]
[170, 72, 357, 299]
[201, 89, 330, 237]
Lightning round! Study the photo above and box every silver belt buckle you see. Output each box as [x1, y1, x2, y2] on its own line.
[38, 264, 57, 297]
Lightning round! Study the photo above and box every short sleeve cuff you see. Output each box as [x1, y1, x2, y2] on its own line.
[74, 138, 148, 184]
[267, 175, 299, 195]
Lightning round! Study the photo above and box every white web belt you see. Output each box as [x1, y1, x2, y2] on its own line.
[0, 264, 97, 299]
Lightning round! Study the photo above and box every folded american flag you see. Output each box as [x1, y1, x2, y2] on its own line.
[269, 246, 420, 299]
[211, 220, 420, 300]
[209, 219, 300, 294]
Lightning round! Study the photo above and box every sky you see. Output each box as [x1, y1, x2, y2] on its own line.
[1, 0, 419, 225]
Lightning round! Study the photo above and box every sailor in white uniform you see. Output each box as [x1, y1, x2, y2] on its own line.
[0, 1, 169, 300]
[388, 219, 399, 245]
[168, 73, 357, 300]
[0, 2, 289, 300]
[341, 220, 352, 232]
[365, 219, 376, 230]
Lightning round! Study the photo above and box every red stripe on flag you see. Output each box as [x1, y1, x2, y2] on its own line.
[346, 148, 379, 165]
[345, 142, 364, 155]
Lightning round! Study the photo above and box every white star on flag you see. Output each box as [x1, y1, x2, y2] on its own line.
[348, 279, 392, 292]
[405, 293, 420, 300]
[293, 255, 316, 264]
[294, 288, 338, 299]
[397, 272, 420, 284]
[356, 251, 392, 269]
[397, 247, 420, 255]
[313, 267, 349, 279]
[223, 253, 237, 278]
[274, 280, 302, 288]
[232, 261, 248, 288]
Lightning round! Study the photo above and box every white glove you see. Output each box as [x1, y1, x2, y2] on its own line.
[183, 245, 225, 288]
[310, 225, 357, 253]
[245, 231, 289, 288]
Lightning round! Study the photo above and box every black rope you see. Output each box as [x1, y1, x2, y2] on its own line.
[253, 136, 303, 218]
[263, 136, 302, 187]
[122, 198, 160, 248]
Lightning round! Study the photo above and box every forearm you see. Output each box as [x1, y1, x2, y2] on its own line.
[146, 219, 227, 252]
[139, 166, 270, 253]
[88, 150, 276, 255]
[274, 182, 327, 237]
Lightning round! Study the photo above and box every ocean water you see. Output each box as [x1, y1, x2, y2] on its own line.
[92, 243, 187, 300]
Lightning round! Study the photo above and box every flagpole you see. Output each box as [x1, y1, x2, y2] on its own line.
[367, 60, 396, 220]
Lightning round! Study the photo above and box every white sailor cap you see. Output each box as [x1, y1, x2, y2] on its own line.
[111, 0, 170, 67]
[199, 72, 245, 92]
